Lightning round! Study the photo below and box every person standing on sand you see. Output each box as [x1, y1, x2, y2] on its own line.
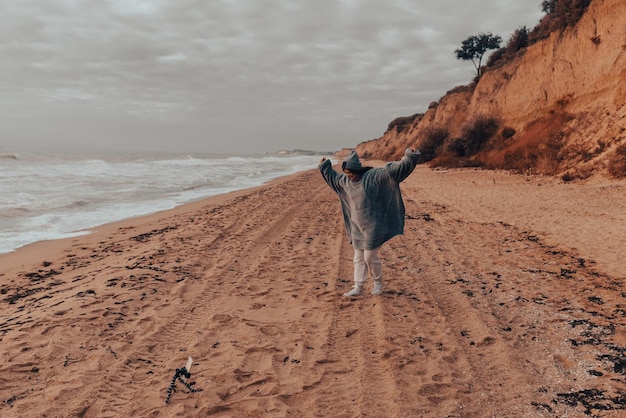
[319, 147, 421, 297]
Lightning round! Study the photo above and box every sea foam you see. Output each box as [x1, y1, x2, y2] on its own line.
[0, 150, 325, 254]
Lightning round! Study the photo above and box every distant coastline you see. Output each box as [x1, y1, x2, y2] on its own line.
[270, 149, 334, 156]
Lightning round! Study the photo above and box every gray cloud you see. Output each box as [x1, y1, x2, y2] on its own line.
[0, 0, 543, 154]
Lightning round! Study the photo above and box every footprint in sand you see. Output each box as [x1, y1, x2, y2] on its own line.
[259, 325, 280, 336]
[418, 382, 455, 406]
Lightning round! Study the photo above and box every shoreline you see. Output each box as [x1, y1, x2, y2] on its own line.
[0, 164, 626, 276]
[0, 151, 324, 257]
[2, 164, 624, 279]
[0, 170, 306, 269]
[1, 165, 624, 417]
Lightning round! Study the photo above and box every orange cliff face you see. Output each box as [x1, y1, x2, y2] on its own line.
[355, 0, 626, 178]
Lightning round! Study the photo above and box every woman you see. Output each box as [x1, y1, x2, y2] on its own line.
[319, 148, 421, 296]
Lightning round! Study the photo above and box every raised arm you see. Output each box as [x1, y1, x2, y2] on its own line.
[319, 157, 344, 193]
[385, 148, 421, 182]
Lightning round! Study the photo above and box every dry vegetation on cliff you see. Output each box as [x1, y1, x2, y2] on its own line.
[355, 0, 625, 180]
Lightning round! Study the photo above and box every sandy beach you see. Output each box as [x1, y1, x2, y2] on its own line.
[1, 165, 625, 417]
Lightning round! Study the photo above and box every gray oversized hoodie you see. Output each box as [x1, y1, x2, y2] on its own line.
[319, 148, 421, 250]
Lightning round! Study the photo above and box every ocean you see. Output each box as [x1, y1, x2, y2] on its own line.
[0, 150, 325, 254]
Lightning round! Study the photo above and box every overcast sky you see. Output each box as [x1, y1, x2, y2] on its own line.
[1, 0, 544, 155]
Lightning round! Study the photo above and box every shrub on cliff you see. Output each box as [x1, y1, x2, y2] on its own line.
[487, 1, 591, 70]
[445, 137, 468, 158]
[530, 0, 592, 43]
[607, 143, 626, 179]
[433, 117, 500, 166]
[387, 113, 423, 134]
[419, 128, 449, 162]
[501, 127, 516, 139]
[445, 85, 473, 95]
[487, 26, 530, 68]
[460, 116, 501, 156]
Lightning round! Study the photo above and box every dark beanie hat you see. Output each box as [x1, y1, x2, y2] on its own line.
[342, 150, 362, 171]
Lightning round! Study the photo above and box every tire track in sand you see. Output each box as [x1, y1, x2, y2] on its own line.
[302, 204, 407, 416]
[78, 169, 348, 413]
[0, 171, 327, 416]
[391, 181, 621, 417]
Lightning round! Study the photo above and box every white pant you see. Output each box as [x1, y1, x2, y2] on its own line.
[353, 247, 382, 285]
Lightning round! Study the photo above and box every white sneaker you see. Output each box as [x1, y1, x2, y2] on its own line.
[372, 281, 384, 295]
[344, 286, 363, 297]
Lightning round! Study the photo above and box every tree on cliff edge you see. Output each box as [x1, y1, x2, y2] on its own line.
[455, 32, 502, 79]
